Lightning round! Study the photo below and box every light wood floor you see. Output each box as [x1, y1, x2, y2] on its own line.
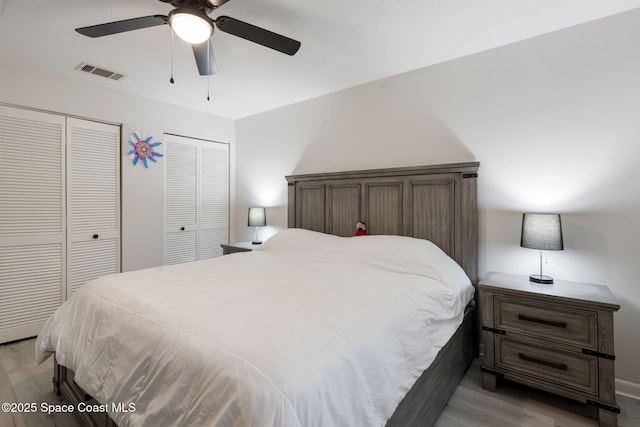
[1, 338, 638, 426]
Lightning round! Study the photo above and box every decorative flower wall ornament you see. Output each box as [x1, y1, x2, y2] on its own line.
[128, 132, 163, 168]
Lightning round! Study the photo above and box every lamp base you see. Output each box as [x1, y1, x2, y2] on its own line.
[251, 241, 262, 245]
[529, 274, 554, 284]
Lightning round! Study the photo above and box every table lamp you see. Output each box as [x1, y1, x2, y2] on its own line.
[520, 213, 564, 284]
[248, 207, 266, 245]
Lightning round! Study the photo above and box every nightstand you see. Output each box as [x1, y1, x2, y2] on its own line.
[220, 241, 260, 255]
[479, 272, 620, 427]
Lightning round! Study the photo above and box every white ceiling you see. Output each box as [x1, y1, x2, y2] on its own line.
[1, 0, 640, 119]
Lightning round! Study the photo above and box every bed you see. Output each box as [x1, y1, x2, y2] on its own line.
[37, 162, 480, 427]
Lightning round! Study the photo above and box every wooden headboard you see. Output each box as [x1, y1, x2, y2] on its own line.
[286, 162, 479, 284]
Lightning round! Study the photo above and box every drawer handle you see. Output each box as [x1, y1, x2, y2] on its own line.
[518, 314, 566, 329]
[519, 353, 567, 371]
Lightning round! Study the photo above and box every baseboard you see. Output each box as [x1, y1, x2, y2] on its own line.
[616, 378, 640, 400]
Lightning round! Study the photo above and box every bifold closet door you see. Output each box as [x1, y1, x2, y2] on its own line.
[199, 142, 229, 259]
[0, 106, 66, 343]
[164, 134, 228, 265]
[66, 118, 120, 298]
[164, 136, 198, 265]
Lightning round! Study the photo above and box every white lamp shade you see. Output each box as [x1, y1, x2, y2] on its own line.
[520, 213, 563, 251]
[169, 9, 213, 44]
[248, 207, 266, 227]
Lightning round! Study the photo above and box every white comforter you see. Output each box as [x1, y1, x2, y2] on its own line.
[36, 229, 473, 427]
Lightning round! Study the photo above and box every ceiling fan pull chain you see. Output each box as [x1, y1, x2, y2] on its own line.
[169, 28, 175, 84]
[206, 39, 211, 101]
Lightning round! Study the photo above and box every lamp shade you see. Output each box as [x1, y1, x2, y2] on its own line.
[248, 207, 266, 227]
[520, 213, 563, 251]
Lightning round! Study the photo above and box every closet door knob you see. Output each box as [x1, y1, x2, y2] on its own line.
[93, 234, 99, 239]
[180, 227, 185, 231]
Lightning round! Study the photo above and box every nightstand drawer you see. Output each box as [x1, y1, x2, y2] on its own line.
[495, 296, 596, 349]
[495, 336, 597, 395]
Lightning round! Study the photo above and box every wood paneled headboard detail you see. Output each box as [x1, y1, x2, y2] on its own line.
[286, 162, 480, 284]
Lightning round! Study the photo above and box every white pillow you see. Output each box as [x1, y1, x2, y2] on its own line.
[257, 229, 472, 298]
[256, 228, 343, 252]
[345, 235, 471, 294]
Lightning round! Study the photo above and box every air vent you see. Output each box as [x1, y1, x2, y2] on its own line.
[75, 63, 126, 81]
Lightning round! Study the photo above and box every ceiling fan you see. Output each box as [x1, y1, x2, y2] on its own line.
[75, 0, 301, 77]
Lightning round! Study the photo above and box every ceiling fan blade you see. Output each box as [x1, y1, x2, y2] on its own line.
[76, 15, 168, 38]
[214, 16, 301, 56]
[192, 39, 218, 76]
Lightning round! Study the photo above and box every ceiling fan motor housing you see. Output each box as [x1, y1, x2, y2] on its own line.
[161, 0, 228, 13]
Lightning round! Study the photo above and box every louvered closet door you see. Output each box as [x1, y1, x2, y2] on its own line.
[0, 105, 66, 343]
[199, 142, 229, 259]
[66, 118, 120, 298]
[164, 135, 198, 264]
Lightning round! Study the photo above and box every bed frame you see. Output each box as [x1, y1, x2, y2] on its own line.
[286, 162, 480, 426]
[54, 161, 479, 427]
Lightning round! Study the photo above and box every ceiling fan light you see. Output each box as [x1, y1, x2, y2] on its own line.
[169, 9, 213, 44]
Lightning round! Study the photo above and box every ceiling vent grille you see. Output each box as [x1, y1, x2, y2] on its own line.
[75, 63, 126, 81]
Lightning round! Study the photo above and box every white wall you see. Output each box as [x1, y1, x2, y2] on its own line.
[0, 62, 235, 272]
[236, 9, 640, 385]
